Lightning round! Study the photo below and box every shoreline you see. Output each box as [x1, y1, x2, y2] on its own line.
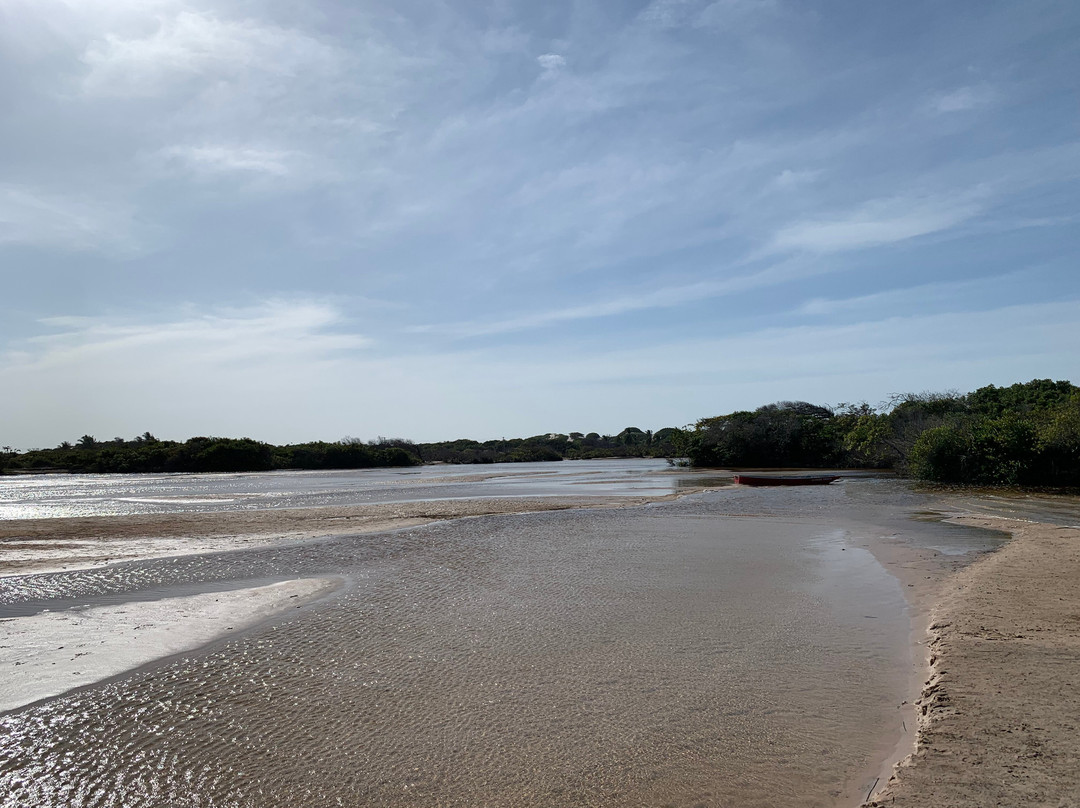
[0, 577, 342, 714]
[845, 519, 993, 807]
[3, 488, 1075, 804]
[869, 512, 1080, 806]
[0, 493, 701, 578]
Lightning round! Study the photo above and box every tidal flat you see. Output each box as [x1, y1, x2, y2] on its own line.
[0, 463, 1007, 807]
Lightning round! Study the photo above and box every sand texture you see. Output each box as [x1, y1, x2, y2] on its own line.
[0, 577, 339, 713]
[871, 515, 1080, 807]
[0, 495, 674, 577]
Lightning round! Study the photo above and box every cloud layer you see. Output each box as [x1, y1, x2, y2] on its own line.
[1, 0, 1077, 445]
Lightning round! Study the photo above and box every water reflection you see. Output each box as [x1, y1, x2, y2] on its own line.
[1, 460, 723, 520]
[0, 473, 1017, 808]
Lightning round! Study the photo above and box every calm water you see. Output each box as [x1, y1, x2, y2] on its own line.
[0, 459, 715, 520]
[0, 468, 1007, 807]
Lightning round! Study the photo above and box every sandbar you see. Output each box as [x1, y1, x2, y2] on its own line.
[0, 577, 340, 713]
[0, 494, 686, 577]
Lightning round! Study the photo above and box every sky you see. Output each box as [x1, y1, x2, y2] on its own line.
[1, 0, 1078, 448]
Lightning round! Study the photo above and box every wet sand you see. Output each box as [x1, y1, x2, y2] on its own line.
[0, 577, 340, 713]
[0, 494, 682, 577]
[870, 512, 1080, 807]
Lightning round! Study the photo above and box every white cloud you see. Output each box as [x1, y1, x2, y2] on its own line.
[80, 9, 339, 97]
[536, 53, 566, 77]
[159, 144, 299, 177]
[0, 0, 1075, 447]
[16, 300, 368, 371]
[933, 85, 995, 114]
[0, 184, 137, 253]
[769, 195, 982, 253]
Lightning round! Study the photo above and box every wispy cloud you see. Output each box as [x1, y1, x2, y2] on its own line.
[933, 85, 996, 114]
[796, 271, 1038, 317]
[639, 0, 778, 29]
[412, 257, 827, 337]
[0, 0, 1076, 445]
[0, 299, 373, 444]
[5, 297, 1077, 447]
[159, 144, 301, 177]
[80, 9, 338, 98]
[15, 300, 369, 371]
[0, 184, 138, 253]
[769, 194, 983, 254]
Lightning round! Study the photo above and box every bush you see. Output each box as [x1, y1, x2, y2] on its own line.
[909, 425, 969, 482]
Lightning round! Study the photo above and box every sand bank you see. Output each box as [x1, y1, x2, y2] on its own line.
[0, 577, 339, 713]
[871, 515, 1080, 806]
[0, 494, 684, 577]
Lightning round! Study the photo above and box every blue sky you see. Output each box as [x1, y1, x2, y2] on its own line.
[2, 0, 1078, 447]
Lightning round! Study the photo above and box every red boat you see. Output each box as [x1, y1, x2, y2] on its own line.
[733, 474, 840, 486]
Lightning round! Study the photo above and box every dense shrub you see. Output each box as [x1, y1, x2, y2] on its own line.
[685, 380, 1080, 487]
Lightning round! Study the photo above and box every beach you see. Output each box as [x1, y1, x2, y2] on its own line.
[870, 510, 1080, 807]
[1, 467, 1074, 806]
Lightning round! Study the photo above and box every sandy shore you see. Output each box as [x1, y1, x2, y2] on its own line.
[5, 487, 1078, 805]
[0, 494, 682, 577]
[0, 577, 340, 713]
[870, 514, 1080, 806]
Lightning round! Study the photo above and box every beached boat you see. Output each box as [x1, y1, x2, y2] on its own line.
[733, 474, 840, 486]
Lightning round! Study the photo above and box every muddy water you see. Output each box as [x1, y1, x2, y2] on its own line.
[0, 479, 1004, 807]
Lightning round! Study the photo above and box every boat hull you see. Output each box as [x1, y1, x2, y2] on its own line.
[733, 474, 840, 486]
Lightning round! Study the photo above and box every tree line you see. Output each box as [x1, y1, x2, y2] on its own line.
[2, 379, 1077, 487]
[0, 427, 682, 475]
[683, 379, 1079, 487]
[0, 434, 419, 474]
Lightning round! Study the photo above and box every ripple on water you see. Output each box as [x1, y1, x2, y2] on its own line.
[0, 482, 995, 807]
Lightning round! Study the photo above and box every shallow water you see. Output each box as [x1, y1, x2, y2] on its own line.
[940, 490, 1080, 528]
[0, 459, 701, 520]
[0, 474, 1007, 807]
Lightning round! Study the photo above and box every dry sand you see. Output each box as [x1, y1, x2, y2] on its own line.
[0, 494, 680, 577]
[870, 514, 1080, 807]
[0, 577, 340, 713]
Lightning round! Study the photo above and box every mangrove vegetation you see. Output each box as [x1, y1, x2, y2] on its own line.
[2, 379, 1077, 488]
